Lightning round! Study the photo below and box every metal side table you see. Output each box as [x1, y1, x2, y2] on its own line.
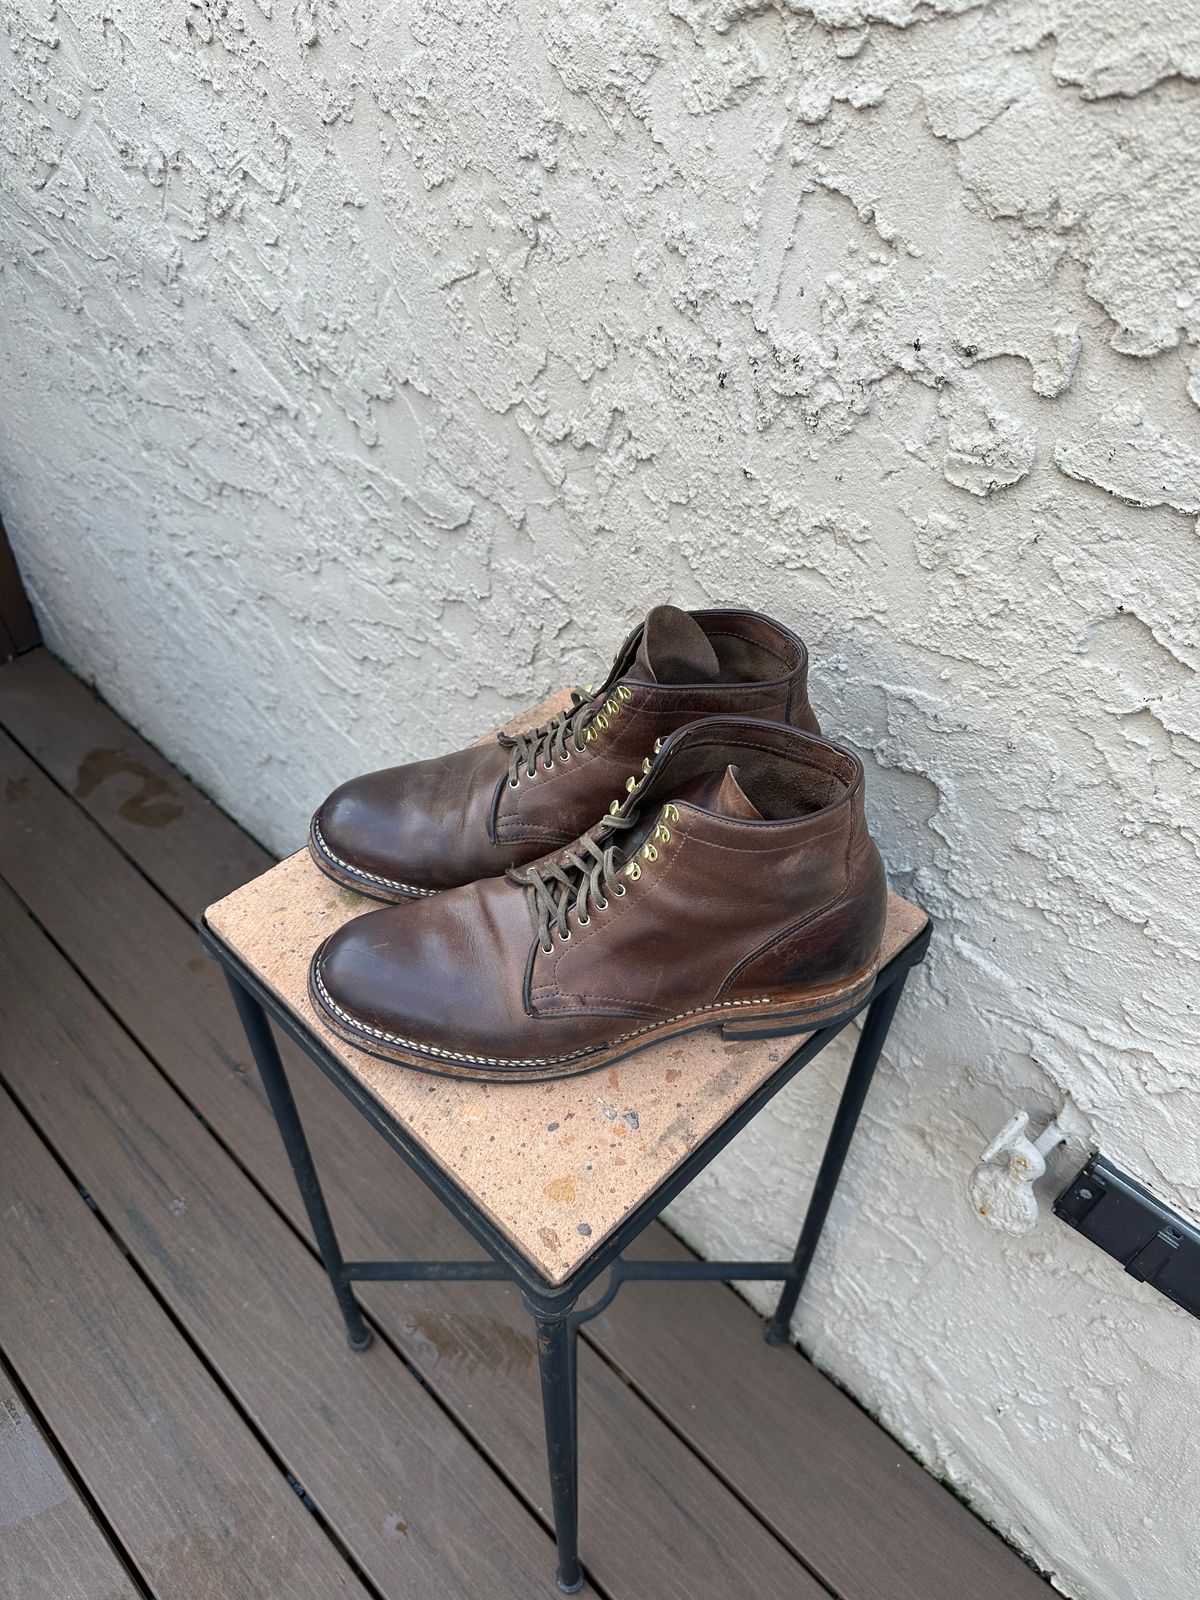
[201, 849, 929, 1593]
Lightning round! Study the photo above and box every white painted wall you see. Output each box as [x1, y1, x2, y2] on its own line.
[2, 3, 1198, 1595]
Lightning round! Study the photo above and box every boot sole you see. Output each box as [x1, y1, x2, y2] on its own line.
[307, 959, 879, 1084]
[307, 819, 437, 904]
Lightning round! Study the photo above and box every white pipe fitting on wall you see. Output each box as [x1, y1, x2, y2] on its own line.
[969, 1111, 1068, 1236]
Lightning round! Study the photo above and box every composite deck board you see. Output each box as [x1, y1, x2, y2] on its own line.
[599, 1230, 1054, 1600]
[0, 1085, 366, 1600]
[0, 883, 565, 1600]
[0, 1361, 143, 1600]
[0, 699, 822, 1598]
[268, 1090, 824, 1600]
[0, 648, 271, 909]
[0, 650, 1053, 1600]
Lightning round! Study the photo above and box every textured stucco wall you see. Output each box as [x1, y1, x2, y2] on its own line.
[2, 3, 1198, 1596]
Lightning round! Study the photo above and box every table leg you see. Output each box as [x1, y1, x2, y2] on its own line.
[765, 968, 911, 1344]
[529, 1307, 584, 1593]
[223, 970, 374, 1353]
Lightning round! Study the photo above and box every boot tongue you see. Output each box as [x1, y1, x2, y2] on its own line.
[671, 764, 763, 820]
[626, 605, 721, 685]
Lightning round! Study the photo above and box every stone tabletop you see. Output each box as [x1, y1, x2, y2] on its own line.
[206, 687, 927, 1284]
[205, 850, 926, 1286]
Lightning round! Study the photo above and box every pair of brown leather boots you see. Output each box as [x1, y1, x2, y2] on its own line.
[307, 606, 888, 1083]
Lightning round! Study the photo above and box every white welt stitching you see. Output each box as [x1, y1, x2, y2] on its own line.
[312, 819, 437, 898]
[311, 962, 774, 1069]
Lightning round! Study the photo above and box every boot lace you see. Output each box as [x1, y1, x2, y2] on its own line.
[508, 812, 640, 953]
[498, 692, 593, 787]
[498, 683, 634, 786]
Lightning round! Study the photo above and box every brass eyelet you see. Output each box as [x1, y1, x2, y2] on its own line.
[641, 757, 652, 774]
[605, 698, 620, 716]
[609, 799, 621, 815]
[595, 713, 609, 731]
[662, 804, 680, 822]
[617, 685, 632, 701]
[654, 824, 670, 843]
[625, 861, 641, 881]
[653, 737, 662, 753]
[585, 728, 597, 744]
[642, 843, 658, 862]
[626, 776, 638, 793]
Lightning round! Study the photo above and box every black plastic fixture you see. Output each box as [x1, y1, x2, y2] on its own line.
[1054, 1154, 1200, 1321]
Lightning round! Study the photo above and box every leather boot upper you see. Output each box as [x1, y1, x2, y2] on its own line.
[310, 606, 819, 897]
[309, 717, 888, 1077]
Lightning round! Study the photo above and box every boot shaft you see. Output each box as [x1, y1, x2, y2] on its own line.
[527, 717, 887, 1019]
[495, 609, 819, 850]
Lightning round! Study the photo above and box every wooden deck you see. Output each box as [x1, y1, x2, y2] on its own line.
[0, 646, 1055, 1600]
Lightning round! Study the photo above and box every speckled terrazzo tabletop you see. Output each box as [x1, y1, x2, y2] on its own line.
[206, 848, 926, 1285]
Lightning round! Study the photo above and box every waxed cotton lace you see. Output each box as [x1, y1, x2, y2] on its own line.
[508, 812, 640, 953]
[498, 691, 595, 786]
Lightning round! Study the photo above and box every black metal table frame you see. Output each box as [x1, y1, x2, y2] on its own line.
[200, 915, 930, 1593]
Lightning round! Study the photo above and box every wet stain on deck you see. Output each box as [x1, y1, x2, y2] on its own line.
[406, 1312, 532, 1375]
[75, 748, 184, 828]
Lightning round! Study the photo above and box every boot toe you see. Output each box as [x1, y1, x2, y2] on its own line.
[310, 770, 436, 899]
[309, 743, 518, 898]
[310, 910, 439, 1050]
[308, 884, 536, 1067]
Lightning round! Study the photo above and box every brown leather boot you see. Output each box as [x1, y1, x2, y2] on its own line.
[308, 717, 888, 1082]
[308, 606, 819, 901]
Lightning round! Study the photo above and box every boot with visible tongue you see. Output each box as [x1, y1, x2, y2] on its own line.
[619, 761, 763, 862]
[308, 604, 819, 902]
[626, 604, 722, 685]
[309, 716, 889, 1082]
[674, 763, 763, 820]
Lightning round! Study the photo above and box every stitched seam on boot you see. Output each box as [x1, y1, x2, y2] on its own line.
[649, 734, 857, 789]
[312, 821, 437, 897]
[715, 909, 834, 998]
[701, 628, 795, 673]
[533, 827, 693, 1014]
[312, 960, 773, 1069]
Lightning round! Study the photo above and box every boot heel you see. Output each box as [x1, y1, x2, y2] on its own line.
[720, 968, 877, 1041]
